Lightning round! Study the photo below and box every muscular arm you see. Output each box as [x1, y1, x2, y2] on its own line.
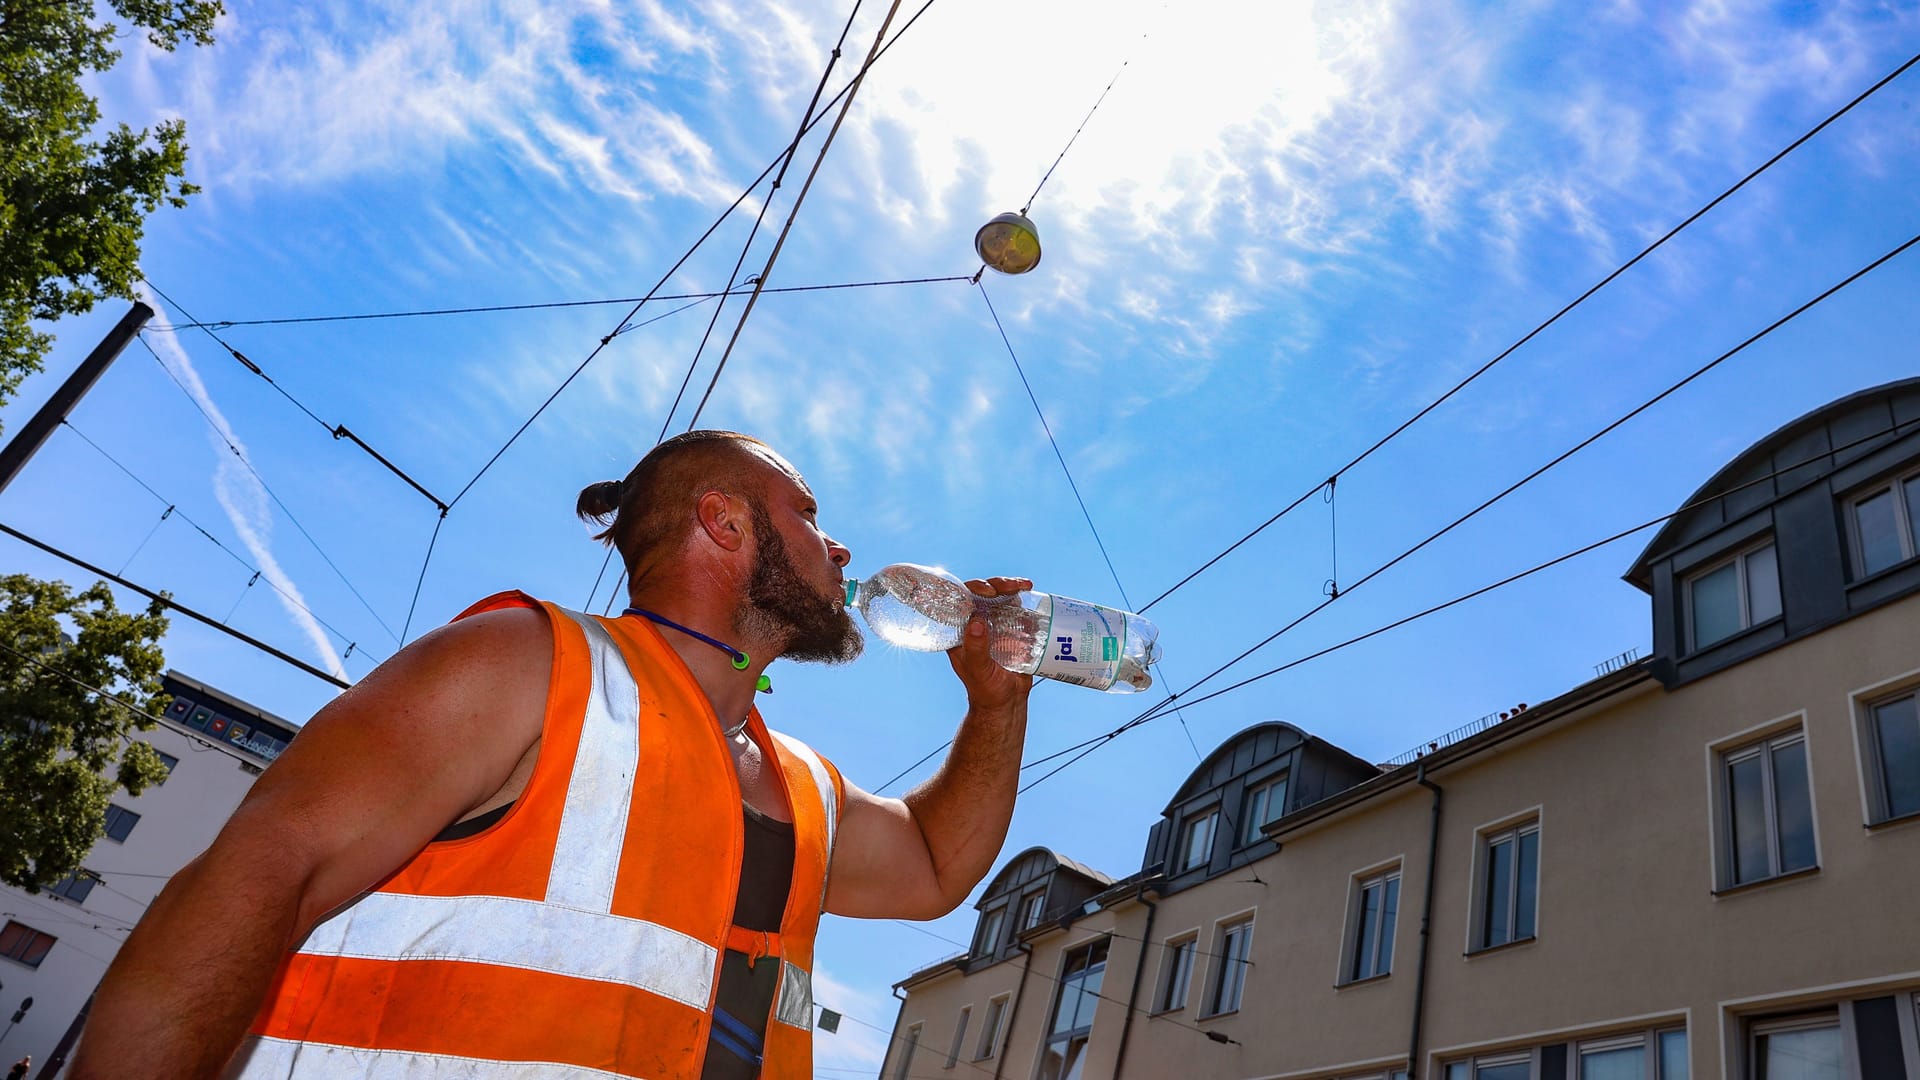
[826, 578, 1035, 920]
[68, 607, 553, 1079]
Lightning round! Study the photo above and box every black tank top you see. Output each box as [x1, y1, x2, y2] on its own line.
[701, 802, 797, 1079]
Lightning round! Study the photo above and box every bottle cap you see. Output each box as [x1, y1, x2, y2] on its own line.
[844, 580, 857, 607]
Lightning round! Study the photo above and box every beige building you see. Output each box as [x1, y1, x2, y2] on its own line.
[0, 671, 292, 1077]
[880, 379, 1920, 1080]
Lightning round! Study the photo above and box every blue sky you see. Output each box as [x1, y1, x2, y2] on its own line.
[9, 0, 1920, 1072]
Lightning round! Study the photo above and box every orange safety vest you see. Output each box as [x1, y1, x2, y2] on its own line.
[226, 592, 845, 1079]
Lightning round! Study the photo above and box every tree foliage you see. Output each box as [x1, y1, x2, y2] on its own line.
[0, 0, 223, 424]
[0, 573, 171, 891]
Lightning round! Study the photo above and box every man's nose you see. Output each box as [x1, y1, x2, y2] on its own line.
[826, 537, 852, 569]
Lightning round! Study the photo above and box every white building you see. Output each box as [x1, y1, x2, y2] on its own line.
[0, 671, 296, 1077]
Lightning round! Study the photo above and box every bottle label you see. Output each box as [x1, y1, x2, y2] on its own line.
[1034, 595, 1125, 690]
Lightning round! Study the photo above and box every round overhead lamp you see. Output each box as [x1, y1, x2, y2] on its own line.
[974, 211, 1043, 275]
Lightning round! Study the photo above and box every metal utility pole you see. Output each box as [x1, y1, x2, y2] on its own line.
[0, 301, 154, 496]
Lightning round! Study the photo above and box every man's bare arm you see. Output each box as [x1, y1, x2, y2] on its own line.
[826, 577, 1034, 920]
[68, 607, 553, 1079]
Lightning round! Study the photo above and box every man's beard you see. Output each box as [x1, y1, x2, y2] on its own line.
[741, 505, 864, 664]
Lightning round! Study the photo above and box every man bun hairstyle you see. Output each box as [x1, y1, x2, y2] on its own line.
[575, 430, 776, 587]
[574, 479, 628, 535]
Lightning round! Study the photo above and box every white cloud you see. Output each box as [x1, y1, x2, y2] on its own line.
[136, 288, 351, 680]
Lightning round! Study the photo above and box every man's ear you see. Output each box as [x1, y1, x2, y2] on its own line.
[695, 490, 749, 552]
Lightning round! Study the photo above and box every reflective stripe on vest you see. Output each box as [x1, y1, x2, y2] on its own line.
[774, 960, 813, 1030]
[233, 1036, 635, 1079]
[297, 891, 716, 1009]
[548, 610, 639, 911]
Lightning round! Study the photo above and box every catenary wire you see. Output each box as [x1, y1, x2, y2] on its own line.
[1018, 368, 1920, 791]
[682, 0, 906, 433]
[1119, 230, 1920, 729]
[1135, 48, 1920, 616]
[60, 421, 381, 664]
[141, 278, 446, 510]
[139, 334, 404, 646]
[155, 276, 971, 332]
[0, 522, 352, 690]
[583, 0, 879, 614]
[445, 0, 949, 514]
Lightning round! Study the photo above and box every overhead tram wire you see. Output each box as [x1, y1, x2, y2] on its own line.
[59, 421, 381, 665]
[1017, 419, 1918, 792]
[443, 0, 953, 518]
[1015, 230, 1920, 792]
[158, 276, 972, 332]
[1135, 47, 1920, 617]
[682, 0, 908, 433]
[141, 278, 447, 512]
[0, 522, 351, 689]
[443, 0, 955, 626]
[137, 335, 404, 647]
[584, 0, 874, 614]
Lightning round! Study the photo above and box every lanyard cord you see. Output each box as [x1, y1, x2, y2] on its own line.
[623, 606, 773, 697]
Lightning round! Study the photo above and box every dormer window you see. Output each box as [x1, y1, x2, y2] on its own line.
[1684, 541, 1780, 652]
[1241, 773, 1289, 845]
[1018, 890, 1047, 930]
[973, 906, 1006, 957]
[1178, 810, 1218, 872]
[1848, 469, 1920, 578]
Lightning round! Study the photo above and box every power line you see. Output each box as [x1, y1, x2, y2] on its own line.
[0, 521, 351, 690]
[141, 278, 446, 511]
[1018, 338, 1920, 791]
[445, 0, 951, 515]
[585, 0, 875, 614]
[154, 276, 971, 332]
[1135, 48, 1920, 616]
[60, 421, 380, 665]
[140, 334, 403, 647]
[682, 0, 906, 433]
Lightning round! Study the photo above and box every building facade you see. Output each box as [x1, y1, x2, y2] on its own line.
[881, 380, 1920, 1080]
[0, 671, 293, 1076]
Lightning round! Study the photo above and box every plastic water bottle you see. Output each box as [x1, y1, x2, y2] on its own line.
[845, 564, 1161, 693]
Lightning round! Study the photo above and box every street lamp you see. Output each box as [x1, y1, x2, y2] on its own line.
[973, 211, 1042, 275]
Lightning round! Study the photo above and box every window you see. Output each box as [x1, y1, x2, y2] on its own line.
[892, 1023, 921, 1080]
[1476, 820, 1540, 950]
[975, 994, 1009, 1060]
[1718, 731, 1816, 887]
[945, 1006, 970, 1069]
[1156, 935, 1197, 1012]
[0, 921, 56, 968]
[152, 747, 180, 780]
[1448, 1029, 1685, 1080]
[1179, 810, 1218, 872]
[973, 905, 1006, 957]
[1751, 1014, 1841, 1080]
[1686, 542, 1781, 651]
[1019, 890, 1047, 930]
[1204, 918, 1253, 1016]
[103, 803, 141, 842]
[1037, 938, 1108, 1080]
[1863, 690, 1920, 822]
[1241, 774, 1289, 844]
[47, 868, 97, 904]
[1345, 869, 1400, 983]
[1848, 469, 1920, 577]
